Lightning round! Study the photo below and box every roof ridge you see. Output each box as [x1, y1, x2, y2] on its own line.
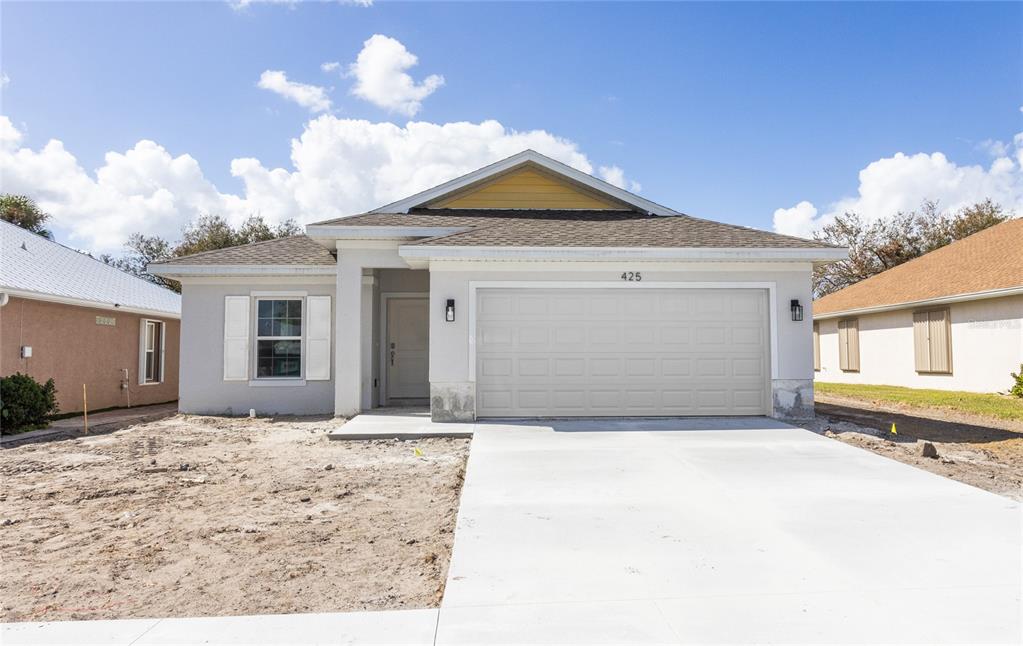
[149, 234, 313, 265]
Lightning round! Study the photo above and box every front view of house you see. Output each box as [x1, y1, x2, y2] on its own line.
[151, 151, 846, 421]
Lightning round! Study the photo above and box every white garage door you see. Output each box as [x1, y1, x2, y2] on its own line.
[475, 287, 770, 417]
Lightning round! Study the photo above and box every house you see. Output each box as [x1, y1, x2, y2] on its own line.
[813, 218, 1023, 393]
[149, 150, 846, 421]
[0, 219, 181, 414]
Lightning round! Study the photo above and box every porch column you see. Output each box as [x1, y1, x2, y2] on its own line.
[335, 256, 363, 417]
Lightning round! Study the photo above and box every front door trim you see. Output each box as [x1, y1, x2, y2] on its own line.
[380, 292, 429, 406]
[467, 281, 779, 384]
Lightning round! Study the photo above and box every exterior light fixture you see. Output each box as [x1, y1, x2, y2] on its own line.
[790, 299, 804, 322]
[445, 299, 456, 322]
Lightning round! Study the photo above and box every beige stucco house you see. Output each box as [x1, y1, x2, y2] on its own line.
[0, 219, 181, 414]
[813, 218, 1023, 393]
[150, 151, 845, 421]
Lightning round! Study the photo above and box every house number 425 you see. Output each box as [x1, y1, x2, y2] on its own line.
[620, 271, 642, 282]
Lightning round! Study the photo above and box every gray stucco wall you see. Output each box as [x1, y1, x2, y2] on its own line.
[179, 278, 336, 416]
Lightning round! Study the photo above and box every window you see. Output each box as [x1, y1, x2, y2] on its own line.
[913, 309, 952, 374]
[143, 320, 164, 384]
[256, 299, 302, 378]
[838, 318, 860, 372]
[812, 321, 821, 371]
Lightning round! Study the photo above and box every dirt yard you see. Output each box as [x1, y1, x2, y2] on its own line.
[0, 415, 470, 622]
[809, 395, 1023, 501]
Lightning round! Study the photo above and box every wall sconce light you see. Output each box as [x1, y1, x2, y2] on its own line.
[790, 299, 804, 322]
[445, 299, 456, 322]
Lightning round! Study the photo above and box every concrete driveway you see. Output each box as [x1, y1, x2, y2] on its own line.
[438, 418, 1021, 644]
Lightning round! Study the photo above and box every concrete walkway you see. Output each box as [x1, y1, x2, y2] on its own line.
[328, 408, 474, 440]
[1, 402, 177, 445]
[438, 417, 1022, 644]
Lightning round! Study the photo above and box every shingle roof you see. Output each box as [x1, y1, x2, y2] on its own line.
[814, 218, 1023, 316]
[148, 235, 336, 266]
[0, 219, 181, 315]
[320, 209, 838, 249]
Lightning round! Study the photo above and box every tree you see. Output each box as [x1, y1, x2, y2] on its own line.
[813, 199, 1011, 297]
[103, 214, 302, 293]
[0, 194, 53, 238]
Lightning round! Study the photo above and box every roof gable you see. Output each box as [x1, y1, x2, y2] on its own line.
[428, 166, 624, 210]
[814, 218, 1023, 317]
[369, 150, 679, 216]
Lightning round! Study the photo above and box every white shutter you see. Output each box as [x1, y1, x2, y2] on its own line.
[305, 295, 331, 381]
[224, 296, 250, 381]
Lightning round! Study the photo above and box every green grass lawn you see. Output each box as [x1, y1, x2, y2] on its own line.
[815, 382, 1023, 422]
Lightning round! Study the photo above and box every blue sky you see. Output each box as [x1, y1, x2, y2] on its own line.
[1, 1, 1021, 253]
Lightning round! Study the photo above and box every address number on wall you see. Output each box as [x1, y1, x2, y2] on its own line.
[620, 271, 642, 282]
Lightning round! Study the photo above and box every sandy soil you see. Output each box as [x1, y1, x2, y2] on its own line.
[0, 415, 469, 622]
[809, 395, 1023, 501]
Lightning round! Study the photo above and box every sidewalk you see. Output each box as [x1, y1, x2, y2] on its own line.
[0, 402, 177, 446]
[0, 609, 438, 645]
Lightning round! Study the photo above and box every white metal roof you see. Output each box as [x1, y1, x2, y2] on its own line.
[0, 220, 181, 317]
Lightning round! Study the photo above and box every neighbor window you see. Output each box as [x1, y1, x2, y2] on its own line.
[838, 318, 860, 372]
[143, 320, 164, 383]
[913, 308, 952, 374]
[256, 299, 303, 378]
[812, 321, 821, 371]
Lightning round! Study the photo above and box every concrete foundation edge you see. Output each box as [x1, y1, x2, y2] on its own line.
[771, 378, 814, 420]
[431, 382, 476, 422]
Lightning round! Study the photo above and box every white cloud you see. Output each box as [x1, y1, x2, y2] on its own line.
[321, 61, 341, 73]
[349, 35, 444, 116]
[598, 165, 642, 193]
[772, 136, 1023, 238]
[772, 201, 819, 238]
[0, 72, 9, 88]
[257, 70, 332, 113]
[0, 115, 637, 254]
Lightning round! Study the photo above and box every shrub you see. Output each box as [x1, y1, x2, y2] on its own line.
[1011, 364, 1023, 399]
[0, 373, 59, 433]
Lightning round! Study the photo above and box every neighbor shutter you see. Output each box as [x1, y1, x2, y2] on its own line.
[223, 296, 250, 381]
[838, 320, 850, 370]
[812, 321, 821, 371]
[846, 319, 860, 372]
[927, 309, 951, 374]
[913, 311, 930, 372]
[305, 295, 332, 381]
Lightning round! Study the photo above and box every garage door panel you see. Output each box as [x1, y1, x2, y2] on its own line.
[476, 288, 769, 417]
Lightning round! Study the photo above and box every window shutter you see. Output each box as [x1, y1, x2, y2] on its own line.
[927, 309, 951, 374]
[838, 320, 849, 370]
[138, 320, 147, 385]
[913, 311, 930, 372]
[305, 296, 332, 381]
[812, 322, 821, 371]
[224, 296, 250, 381]
[846, 319, 860, 372]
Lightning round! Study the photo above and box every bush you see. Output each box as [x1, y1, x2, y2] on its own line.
[1011, 364, 1023, 399]
[0, 373, 59, 433]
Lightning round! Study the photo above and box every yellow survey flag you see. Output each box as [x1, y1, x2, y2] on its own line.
[414, 447, 424, 457]
[890, 423, 897, 435]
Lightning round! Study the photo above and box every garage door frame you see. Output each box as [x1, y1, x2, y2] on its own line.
[468, 281, 778, 415]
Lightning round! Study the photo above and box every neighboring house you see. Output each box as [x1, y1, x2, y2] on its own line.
[0, 220, 181, 414]
[813, 218, 1023, 393]
[150, 150, 845, 421]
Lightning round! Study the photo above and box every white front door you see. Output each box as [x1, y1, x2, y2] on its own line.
[386, 297, 430, 401]
[475, 287, 770, 417]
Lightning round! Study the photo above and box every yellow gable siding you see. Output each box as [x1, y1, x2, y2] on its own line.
[432, 168, 621, 209]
